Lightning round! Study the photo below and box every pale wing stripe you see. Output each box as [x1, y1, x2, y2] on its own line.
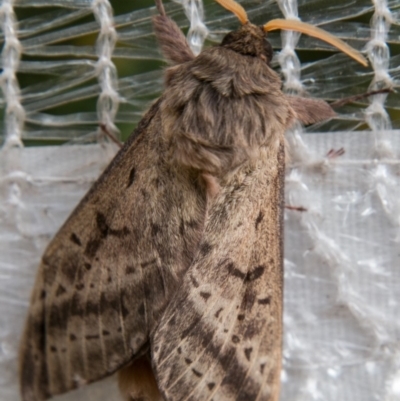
[139, 247, 149, 338]
[71, 260, 91, 377]
[157, 285, 224, 371]
[61, 256, 85, 391]
[165, 269, 247, 393]
[180, 280, 249, 400]
[96, 242, 108, 372]
[116, 244, 129, 355]
[155, 257, 167, 299]
[157, 258, 240, 371]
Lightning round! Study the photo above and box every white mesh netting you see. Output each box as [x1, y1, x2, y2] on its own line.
[0, 0, 399, 400]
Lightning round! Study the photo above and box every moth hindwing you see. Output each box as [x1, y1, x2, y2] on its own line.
[20, 0, 368, 400]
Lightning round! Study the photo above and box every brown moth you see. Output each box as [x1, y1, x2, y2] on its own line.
[19, 1, 368, 401]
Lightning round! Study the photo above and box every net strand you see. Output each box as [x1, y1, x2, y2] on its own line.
[365, 0, 393, 144]
[0, 0, 24, 148]
[276, 0, 302, 95]
[92, 0, 120, 139]
[174, 0, 208, 55]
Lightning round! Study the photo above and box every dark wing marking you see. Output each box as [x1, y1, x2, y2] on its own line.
[152, 143, 284, 401]
[19, 99, 206, 401]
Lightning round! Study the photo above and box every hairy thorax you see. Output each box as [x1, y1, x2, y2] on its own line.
[160, 45, 294, 181]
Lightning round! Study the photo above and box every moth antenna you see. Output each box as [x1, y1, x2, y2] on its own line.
[155, 0, 166, 17]
[329, 88, 393, 108]
[264, 19, 368, 67]
[214, 0, 248, 25]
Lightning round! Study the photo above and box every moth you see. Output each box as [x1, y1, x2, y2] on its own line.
[19, 1, 368, 400]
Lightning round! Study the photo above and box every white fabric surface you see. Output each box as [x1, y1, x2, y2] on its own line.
[1, 130, 399, 401]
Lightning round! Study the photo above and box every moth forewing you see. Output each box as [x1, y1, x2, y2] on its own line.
[152, 143, 285, 401]
[19, 100, 207, 401]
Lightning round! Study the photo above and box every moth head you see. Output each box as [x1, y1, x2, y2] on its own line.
[215, 0, 368, 67]
[221, 24, 273, 64]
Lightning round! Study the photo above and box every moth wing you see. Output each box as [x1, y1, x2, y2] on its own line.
[287, 95, 336, 125]
[19, 100, 206, 401]
[152, 144, 284, 401]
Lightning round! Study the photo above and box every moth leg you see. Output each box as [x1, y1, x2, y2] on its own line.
[118, 355, 163, 401]
[201, 172, 220, 199]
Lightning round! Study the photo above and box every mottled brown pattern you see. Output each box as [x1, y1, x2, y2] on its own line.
[20, 2, 340, 401]
[153, 143, 285, 401]
[19, 99, 206, 401]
